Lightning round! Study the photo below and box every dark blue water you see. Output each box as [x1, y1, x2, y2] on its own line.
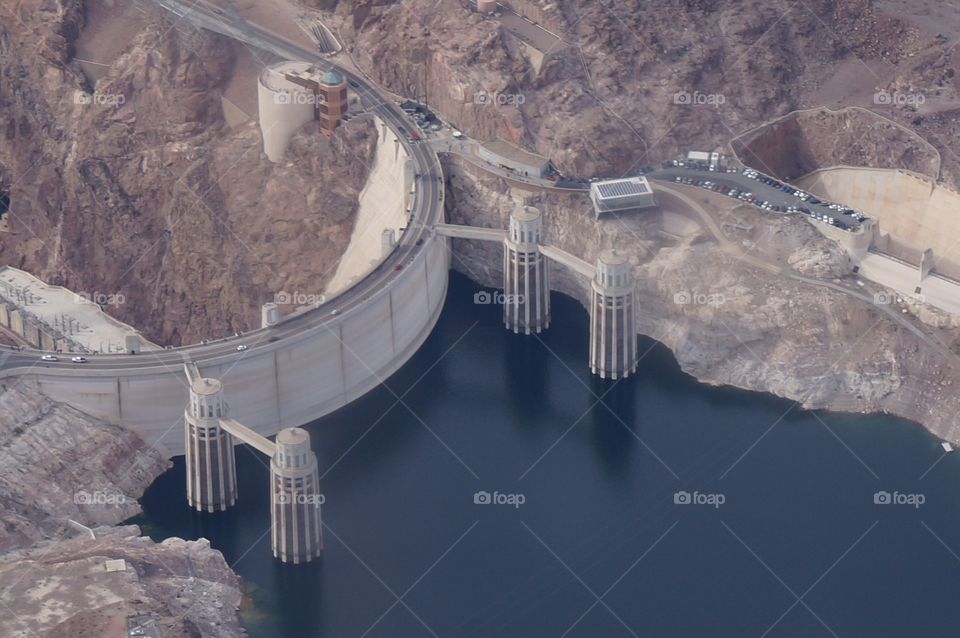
[132, 271, 960, 637]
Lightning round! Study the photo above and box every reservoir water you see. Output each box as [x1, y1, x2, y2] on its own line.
[132, 271, 960, 637]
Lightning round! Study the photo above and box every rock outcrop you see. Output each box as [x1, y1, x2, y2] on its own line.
[0, 380, 170, 553]
[0, 381, 245, 637]
[0, 526, 244, 638]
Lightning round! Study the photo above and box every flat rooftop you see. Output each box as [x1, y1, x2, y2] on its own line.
[260, 61, 317, 93]
[591, 176, 652, 200]
[0, 267, 158, 353]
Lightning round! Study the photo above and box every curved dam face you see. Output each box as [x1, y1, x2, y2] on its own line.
[25, 234, 449, 458]
[797, 168, 960, 269]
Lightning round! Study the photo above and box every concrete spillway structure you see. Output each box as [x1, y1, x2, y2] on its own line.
[589, 250, 638, 380]
[185, 377, 237, 512]
[503, 206, 550, 334]
[271, 427, 324, 564]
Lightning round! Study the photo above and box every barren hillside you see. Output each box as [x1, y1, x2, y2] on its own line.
[316, 0, 958, 183]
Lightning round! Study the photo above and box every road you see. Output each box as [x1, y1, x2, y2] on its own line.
[0, 0, 444, 375]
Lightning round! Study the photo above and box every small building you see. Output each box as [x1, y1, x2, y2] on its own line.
[589, 177, 657, 217]
[687, 150, 726, 170]
[476, 138, 551, 178]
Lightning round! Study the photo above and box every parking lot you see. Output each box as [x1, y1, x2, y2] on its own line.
[650, 163, 869, 232]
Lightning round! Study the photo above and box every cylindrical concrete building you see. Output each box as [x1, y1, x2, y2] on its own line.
[503, 206, 550, 334]
[257, 62, 318, 163]
[589, 250, 638, 379]
[477, 0, 496, 13]
[271, 427, 323, 564]
[184, 377, 238, 512]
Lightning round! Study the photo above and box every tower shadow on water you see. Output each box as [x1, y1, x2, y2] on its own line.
[504, 331, 551, 424]
[586, 372, 638, 478]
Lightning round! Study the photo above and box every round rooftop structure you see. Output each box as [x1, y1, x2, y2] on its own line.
[598, 249, 629, 266]
[191, 377, 223, 396]
[276, 427, 310, 448]
[273, 427, 314, 473]
[320, 69, 345, 87]
[258, 61, 314, 94]
[514, 205, 541, 222]
[595, 249, 632, 289]
[509, 205, 543, 245]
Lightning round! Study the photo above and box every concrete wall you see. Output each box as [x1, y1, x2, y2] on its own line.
[258, 64, 317, 162]
[23, 235, 450, 458]
[797, 167, 960, 265]
[805, 216, 875, 261]
[476, 142, 549, 178]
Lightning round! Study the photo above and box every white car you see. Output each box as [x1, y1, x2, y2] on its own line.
[71, 356, 87, 363]
[236, 344, 248, 352]
[41, 354, 58, 362]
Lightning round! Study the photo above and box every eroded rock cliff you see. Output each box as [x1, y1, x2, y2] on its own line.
[0, 380, 169, 553]
[0, 526, 244, 638]
[0, 380, 244, 637]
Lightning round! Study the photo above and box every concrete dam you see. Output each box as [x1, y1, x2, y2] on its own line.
[0, 2, 646, 459]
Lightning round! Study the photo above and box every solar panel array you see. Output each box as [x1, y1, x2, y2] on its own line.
[595, 178, 650, 199]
